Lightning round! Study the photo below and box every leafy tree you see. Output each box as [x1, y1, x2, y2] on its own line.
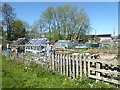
[51, 27, 58, 41]
[22, 21, 31, 31]
[2, 3, 16, 41]
[38, 18, 47, 38]
[30, 21, 40, 38]
[11, 20, 27, 40]
[0, 21, 7, 48]
[42, 6, 54, 40]
[39, 5, 90, 41]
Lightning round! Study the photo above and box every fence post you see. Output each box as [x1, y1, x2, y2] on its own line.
[66, 55, 69, 77]
[57, 54, 59, 72]
[60, 54, 63, 74]
[87, 60, 90, 77]
[79, 55, 82, 77]
[50, 54, 52, 69]
[52, 53, 54, 71]
[63, 54, 66, 75]
[72, 55, 75, 79]
[76, 55, 79, 78]
[83, 56, 87, 77]
[96, 62, 101, 82]
[54, 54, 57, 71]
[69, 55, 72, 78]
[58, 54, 60, 72]
[56, 54, 58, 72]
[48, 55, 51, 68]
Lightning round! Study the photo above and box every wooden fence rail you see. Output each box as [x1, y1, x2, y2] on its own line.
[2, 51, 120, 85]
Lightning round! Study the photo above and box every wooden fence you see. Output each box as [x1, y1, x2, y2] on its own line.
[2, 51, 120, 85]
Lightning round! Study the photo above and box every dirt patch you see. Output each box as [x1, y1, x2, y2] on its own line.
[99, 53, 116, 60]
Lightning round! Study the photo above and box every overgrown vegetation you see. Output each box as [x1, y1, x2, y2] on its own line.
[2, 56, 115, 88]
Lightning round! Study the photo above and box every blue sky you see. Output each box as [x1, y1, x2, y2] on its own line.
[7, 2, 118, 35]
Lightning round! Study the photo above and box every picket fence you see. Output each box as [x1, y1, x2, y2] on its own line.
[2, 52, 120, 85]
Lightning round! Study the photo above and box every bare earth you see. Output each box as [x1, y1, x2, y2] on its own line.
[99, 53, 116, 60]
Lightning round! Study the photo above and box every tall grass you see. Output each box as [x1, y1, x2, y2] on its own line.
[2, 56, 115, 88]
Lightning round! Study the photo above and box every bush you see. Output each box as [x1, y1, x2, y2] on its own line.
[102, 45, 108, 49]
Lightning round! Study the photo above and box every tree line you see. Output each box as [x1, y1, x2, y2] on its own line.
[38, 5, 91, 41]
[1, 3, 91, 42]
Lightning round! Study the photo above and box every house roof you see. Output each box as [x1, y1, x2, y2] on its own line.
[26, 38, 47, 46]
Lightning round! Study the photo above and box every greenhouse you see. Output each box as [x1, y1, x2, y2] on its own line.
[25, 38, 48, 54]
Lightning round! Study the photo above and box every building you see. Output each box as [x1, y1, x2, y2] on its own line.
[90, 34, 112, 46]
[55, 40, 74, 49]
[12, 38, 29, 52]
[90, 34, 112, 42]
[25, 38, 48, 54]
[12, 38, 29, 46]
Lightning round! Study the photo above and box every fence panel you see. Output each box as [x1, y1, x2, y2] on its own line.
[2, 52, 120, 85]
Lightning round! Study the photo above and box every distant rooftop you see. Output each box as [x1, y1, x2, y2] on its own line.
[57, 40, 71, 43]
[90, 34, 111, 38]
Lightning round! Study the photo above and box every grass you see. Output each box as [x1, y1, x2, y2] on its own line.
[2, 56, 116, 88]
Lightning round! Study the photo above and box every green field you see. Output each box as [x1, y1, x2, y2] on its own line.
[2, 56, 115, 88]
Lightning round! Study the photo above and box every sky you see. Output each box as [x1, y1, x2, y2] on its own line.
[5, 2, 118, 35]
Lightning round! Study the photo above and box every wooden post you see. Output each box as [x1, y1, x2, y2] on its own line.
[57, 54, 59, 72]
[79, 55, 82, 77]
[48, 54, 51, 69]
[96, 62, 101, 82]
[52, 53, 54, 71]
[69, 55, 72, 78]
[54, 54, 56, 71]
[50, 54, 52, 69]
[72, 55, 75, 79]
[63, 54, 66, 75]
[83, 56, 87, 77]
[76, 55, 79, 78]
[60, 54, 63, 74]
[58, 54, 60, 72]
[87, 60, 90, 77]
[66, 55, 69, 77]
[55, 54, 58, 71]
[48, 55, 51, 68]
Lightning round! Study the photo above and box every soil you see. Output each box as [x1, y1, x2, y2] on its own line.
[99, 53, 116, 60]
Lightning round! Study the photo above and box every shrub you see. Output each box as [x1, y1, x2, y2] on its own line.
[102, 45, 108, 49]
